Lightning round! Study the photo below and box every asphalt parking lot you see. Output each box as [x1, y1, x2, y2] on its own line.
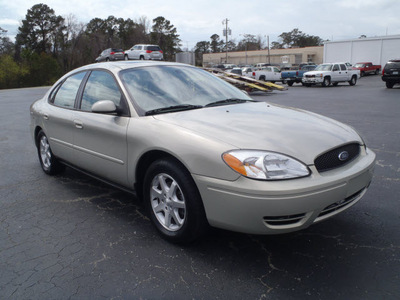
[0, 75, 399, 299]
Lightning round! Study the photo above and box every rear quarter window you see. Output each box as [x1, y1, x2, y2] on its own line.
[52, 72, 86, 108]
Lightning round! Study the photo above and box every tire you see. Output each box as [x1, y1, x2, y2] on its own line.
[259, 76, 266, 81]
[386, 82, 394, 88]
[106, 57, 110, 62]
[287, 81, 294, 86]
[375, 69, 379, 75]
[321, 77, 331, 87]
[140, 56, 145, 60]
[143, 158, 208, 244]
[361, 71, 365, 77]
[349, 76, 357, 86]
[124, 55, 129, 61]
[332, 82, 339, 86]
[36, 130, 64, 175]
[301, 82, 305, 86]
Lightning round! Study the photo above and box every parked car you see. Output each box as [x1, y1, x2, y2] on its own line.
[242, 67, 255, 78]
[381, 59, 400, 88]
[124, 44, 163, 60]
[30, 61, 375, 243]
[227, 68, 242, 75]
[281, 65, 317, 86]
[302, 63, 360, 87]
[95, 48, 125, 62]
[353, 62, 381, 77]
[252, 66, 283, 83]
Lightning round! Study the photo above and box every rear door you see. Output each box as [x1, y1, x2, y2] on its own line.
[73, 70, 130, 186]
[45, 71, 87, 162]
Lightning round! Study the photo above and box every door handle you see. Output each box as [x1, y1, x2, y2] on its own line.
[43, 114, 49, 120]
[74, 120, 83, 129]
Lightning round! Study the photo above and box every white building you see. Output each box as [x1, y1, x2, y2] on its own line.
[323, 35, 400, 66]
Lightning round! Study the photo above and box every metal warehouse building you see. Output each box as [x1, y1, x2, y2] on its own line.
[323, 35, 400, 66]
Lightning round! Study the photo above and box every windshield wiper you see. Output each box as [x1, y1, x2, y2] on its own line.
[145, 104, 203, 116]
[205, 98, 254, 107]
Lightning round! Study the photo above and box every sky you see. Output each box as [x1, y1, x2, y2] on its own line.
[1, 0, 399, 50]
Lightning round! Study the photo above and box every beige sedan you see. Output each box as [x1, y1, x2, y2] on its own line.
[30, 61, 376, 243]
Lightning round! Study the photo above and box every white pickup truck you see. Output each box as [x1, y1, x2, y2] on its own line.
[302, 63, 360, 87]
[252, 66, 284, 83]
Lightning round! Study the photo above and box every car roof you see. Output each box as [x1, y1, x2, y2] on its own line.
[67, 61, 191, 75]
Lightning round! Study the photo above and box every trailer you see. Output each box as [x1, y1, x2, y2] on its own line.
[205, 68, 287, 93]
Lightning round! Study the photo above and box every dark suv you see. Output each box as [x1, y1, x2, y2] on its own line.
[382, 59, 400, 88]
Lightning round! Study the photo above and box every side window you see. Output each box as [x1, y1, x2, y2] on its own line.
[340, 64, 347, 71]
[273, 67, 280, 72]
[53, 72, 86, 108]
[81, 71, 122, 112]
[333, 64, 340, 71]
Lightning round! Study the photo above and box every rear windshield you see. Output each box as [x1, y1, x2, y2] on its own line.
[145, 46, 161, 51]
[112, 48, 123, 52]
[385, 61, 400, 69]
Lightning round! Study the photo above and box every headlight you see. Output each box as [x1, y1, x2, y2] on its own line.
[222, 150, 310, 180]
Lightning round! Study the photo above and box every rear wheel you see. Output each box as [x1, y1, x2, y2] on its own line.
[143, 158, 208, 244]
[375, 69, 379, 75]
[259, 76, 266, 81]
[349, 75, 357, 86]
[386, 82, 394, 88]
[361, 71, 365, 77]
[124, 55, 129, 60]
[140, 56, 145, 60]
[321, 77, 331, 87]
[287, 81, 294, 86]
[37, 130, 64, 175]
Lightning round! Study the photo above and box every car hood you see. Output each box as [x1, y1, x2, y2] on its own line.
[303, 70, 326, 75]
[153, 102, 361, 164]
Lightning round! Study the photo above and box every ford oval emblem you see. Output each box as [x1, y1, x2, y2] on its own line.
[338, 151, 349, 161]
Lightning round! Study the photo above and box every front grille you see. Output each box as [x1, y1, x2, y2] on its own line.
[263, 213, 306, 226]
[314, 143, 360, 173]
[318, 188, 365, 218]
[305, 74, 315, 78]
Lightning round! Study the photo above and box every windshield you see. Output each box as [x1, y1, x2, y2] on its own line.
[120, 66, 252, 115]
[314, 64, 333, 71]
[354, 63, 365, 68]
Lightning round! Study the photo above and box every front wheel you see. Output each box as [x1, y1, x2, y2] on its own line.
[124, 55, 129, 60]
[321, 77, 331, 87]
[349, 76, 357, 86]
[37, 130, 64, 175]
[143, 158, 208, 244]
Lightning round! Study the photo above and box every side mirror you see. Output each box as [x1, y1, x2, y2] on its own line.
[91, 100, 117, 114]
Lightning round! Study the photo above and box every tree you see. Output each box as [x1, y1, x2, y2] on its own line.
[194, 41, 210, 66]
[0, 27, 14, 55]
[0, 55, 27, 89]
[210, 34, 223, 53]
[237, 34, 264, 51]
[273, 28, 323, 48]
[16, 4, 65, 55]
[150, 17, 181, 61]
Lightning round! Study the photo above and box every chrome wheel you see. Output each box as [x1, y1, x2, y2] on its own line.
[39, 135, 52, 170]
[150, 173, 186, 231]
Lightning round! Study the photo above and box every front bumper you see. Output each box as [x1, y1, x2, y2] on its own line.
[302, 76, 323, 84]
[193, 148, 376, 235]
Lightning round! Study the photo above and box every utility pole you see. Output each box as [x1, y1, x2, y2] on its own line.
[222, 18, 231, 63]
